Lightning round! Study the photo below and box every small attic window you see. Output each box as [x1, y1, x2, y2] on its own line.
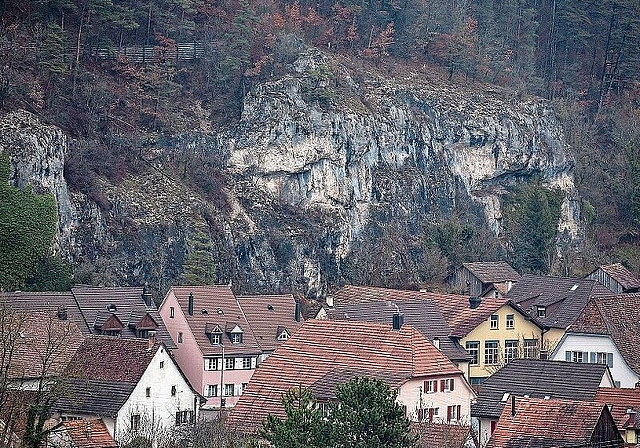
[217, 308, 224, 315]
[267, 304, 274, 311]
[201, 309, 208, 315]
[106, 304, 118, 313]
[277, 329, 290, 341]
[501, 392, 510, 402]
[570, 284, 579, 291]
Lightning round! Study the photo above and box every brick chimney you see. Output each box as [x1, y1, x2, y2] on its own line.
[148, 330, 156, 350]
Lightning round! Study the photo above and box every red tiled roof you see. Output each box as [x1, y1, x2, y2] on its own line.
[60, 419, 117, 448]
[64, 335, 159, 383]
[569, 294, 640, 374]
[332, 285, 434, 304]
[165, 286, 261, 356]
[429, 295, 515, 338]
[236, 295, 303, 353]
[461, 261, 521, 283]
[595, 387, 640, 429]
[8, 311, 84, 380]
[227, 319, 463, 433]
[414, 421, 471, 448]
[486, 397, 620, 448]
[598, 264, 640, 290]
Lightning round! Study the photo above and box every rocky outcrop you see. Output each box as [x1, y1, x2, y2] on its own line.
[0, 50, 581, 298]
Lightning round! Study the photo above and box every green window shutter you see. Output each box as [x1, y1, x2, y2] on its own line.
[607, 353, 614, 368]
[565, 351, 571, 361]
[590, 352, 596, 363]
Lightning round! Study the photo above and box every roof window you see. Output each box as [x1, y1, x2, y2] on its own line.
[217, 308, 224, 315]
[201, 309, 208, 315]
[106, 304, 118, 313]
[570, 284, 579, 291]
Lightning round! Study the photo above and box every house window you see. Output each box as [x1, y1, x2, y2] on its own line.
[441, 378, 455, 392]
[537, 306, 546, 317]
[170, 307, 175, 318]
[224, 384, 235, 396]
[242, 383, 248, 392]
[591, 352, 613, 367]
[225, 357, 235, 370]
[523, 339, 539, 359]
[175, 410, 191, 426]
[318, 402, 331, 418]
[131, 414, 141, 430]
[277, 330, 289, 341]
[485, 341, 499, 365]
[160, 361, 165, 369]
[209, 333, 221, 345]
[418, 407, 439, 422]
[566, 350, 587, 363]
[424, 379, 438, 393]
[242, 357, 252, 369]
[206, 384, 218, 397]
[145, 387, 151, 398]
[171, 385, 177, 396]
[466, 341, 480, 365]
[504, 340, 519, 363]
[230, 333, 243, 344]
[205, 358, 220, 371]
[506, 314, 515, 329]
[177, 332, 183, 343]
[490, 315, 499, 330]
[447, 405, 462, 422]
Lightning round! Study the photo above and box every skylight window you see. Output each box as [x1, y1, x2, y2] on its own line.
[501, 392, 510, 402]
[570, 284, 579, 291]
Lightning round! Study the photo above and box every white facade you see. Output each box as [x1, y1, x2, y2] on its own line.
[397, 374, 475, 424]
[551, 333, 640, 388]
[113, 346, 200, 443]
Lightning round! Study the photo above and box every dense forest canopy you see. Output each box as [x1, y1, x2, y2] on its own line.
[0, 0, 639, 289]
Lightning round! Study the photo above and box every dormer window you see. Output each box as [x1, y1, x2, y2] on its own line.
[277, 330, 290, 341]
[226, 323, 244, 344]
[231, 333, 243, 344]
[210, 333, 221, 345]
[106, 304, 117, 313]
[537, 306, 546, 317]
[205, 323, 223, 345]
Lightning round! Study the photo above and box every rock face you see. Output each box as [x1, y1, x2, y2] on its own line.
[0, 50, 581, 298]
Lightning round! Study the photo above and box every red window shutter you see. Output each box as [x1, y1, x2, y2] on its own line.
[457, 405, 461, 418]
[441, 379, 445, 391]
[447, 405, 452, 422]
[429, 408, 434, 422]
[434, 380, 438, 392]
[451, 378, 455, 391]
[491, 420, 497, 433]
[424, 380, 428, 392]
[418, 408, 424, 421]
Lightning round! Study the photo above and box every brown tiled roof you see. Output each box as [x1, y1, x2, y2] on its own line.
[8, 311, 84, 380]
[461, 261, 521, 283]
[227, 319, 464, 433]
[64, 335, 159, 382]
[72, 286, 174, 348]
[60, 419, 117, 448]
[414, 421, 471, 448]
[0, 390, 38, 442]
[165, 286, 261, 356]
[569, 294, 640, 375]
[0, 292, 91, 335]
[598, 264, 640, 290]
[506, 274, 612, 329]
[471, 359, 610, 419]
[326, 289, 470, 362]
[237, 295, 303, 353]
[332, 285, 433, 305]
[595, 387, 640, 430]
[486, 397, 621, 448]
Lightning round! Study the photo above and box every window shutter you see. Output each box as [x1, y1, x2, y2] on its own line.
[417, 408, 424, 421]
[429, 408, 434, 422]
[582, 352, 589, 363]
[441, 380, 445, 391]
[451, 378, 455, 391]
[447, 405, 452, 422]
[565, 351, 571, 361]
[457, 405, 461, 419]
[607, 353, 614, 368]
[590, 352, 596, 363]
[424, 380, 428, 392]
[434, 380, 438, 392]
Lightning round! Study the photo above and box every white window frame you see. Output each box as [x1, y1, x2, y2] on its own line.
[224, 384, 235, 397]
[205, 358, 220, 371]
[466, 341, 480, 365]
[206, 384, 218, 397]
[490, 315, 499, 330]
[506, 314, 515, 329]
[504, 340, 519, 363]
[485, 341, 499, 365]
[242, 357, 252, 369]
[225, 357, 235, 370]
[425, 380, 436, 393]
[523, 339, 539, 359]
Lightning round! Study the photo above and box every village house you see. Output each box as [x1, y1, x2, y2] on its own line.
[429, 294, 544, 384]
[445, 261, 520, 297]
[227, 319, 476, 433]
[324, 285, 472, 375]
[586, 263, 640, 294]
[48, 419, 117, 448]
[53, 335, 201, 445]
[551, 294, 640, 388]
[471, 358, 616, 447]
[595, 387, 640, 446]
[506, 274, 611, 351]
[158, 286, 302, 413]
[485, 397, 623, 448]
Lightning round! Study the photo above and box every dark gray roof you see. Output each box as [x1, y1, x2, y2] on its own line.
[56, 379, 135, 417]
[328, 298, 471, 362]
[506, 274, 612, 329]
[461, 261, 521, 283]
[471, 359, 610, 419]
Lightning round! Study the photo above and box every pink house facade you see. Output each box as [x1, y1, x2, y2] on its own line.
[159, 286, 302, 411]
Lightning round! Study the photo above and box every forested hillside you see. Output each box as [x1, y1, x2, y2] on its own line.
[0, 0, 639, 293]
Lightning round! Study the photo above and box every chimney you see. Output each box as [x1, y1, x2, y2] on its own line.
[294, 300, 301, 322]
[511, 395, 516, 416]
[142, 284, 153, 307]
[392, 313, 404, 331]
[469, 297, 482, 309]
[188, 292, 194, 316]
[56, 306, 68, 321]
[148, 330, 156, 350]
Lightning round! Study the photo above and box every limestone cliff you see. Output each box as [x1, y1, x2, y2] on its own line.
[0, 50, 581, 298]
